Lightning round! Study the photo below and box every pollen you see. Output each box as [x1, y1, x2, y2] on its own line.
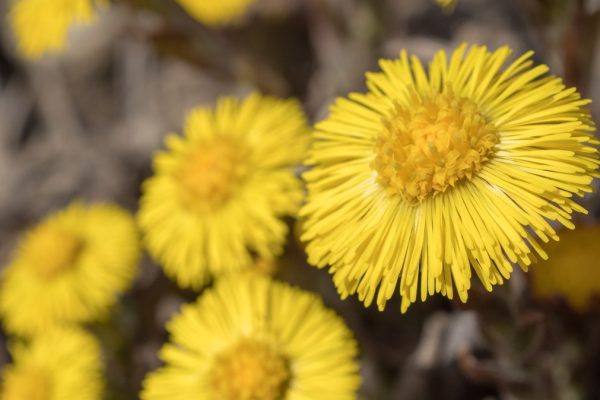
[373, 90, 499, 203]
[210, 338, 290, 400]
[27, 226, 83, 279]
[178, 139, 247, 209]
[2, 368, 51, 400]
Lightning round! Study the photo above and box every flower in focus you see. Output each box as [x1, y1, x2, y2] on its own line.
[435, 0, 458, 13]
[0, 202, 140, 336]
[0, 328, 103, 400]
[8, 0, 106, 59]
[530, 225, 600, 312]
[141, 274, 360, 400]
[176, 0, 256, 26]
[301, 43, 599, 313]
[138, 93, 309, 289]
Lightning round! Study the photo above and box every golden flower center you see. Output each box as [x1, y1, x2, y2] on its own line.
[210, 339, 290, 400]
[27, 226, 83, 279]
[373, 92, 498, 203]
[2, 368, 51, 400]
[178, 139, 247, 208]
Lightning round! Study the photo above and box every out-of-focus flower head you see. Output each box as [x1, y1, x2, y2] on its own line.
[435, 0, 458, 13]
[530, 225, 600, 312]
[0, 202, 141, 336]
[138, 93, 309, 289]
[176, 0, 256, 27]
[8, 0, 106, 60]
[0, 328, 103, 400]
[301, 43, 599, 313]
[141, 274, 360, 400]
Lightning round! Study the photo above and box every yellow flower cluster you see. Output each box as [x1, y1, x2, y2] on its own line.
[1, 0, 598, 393]
[0, 202, 140, 399]
[6, 0, 256, 60]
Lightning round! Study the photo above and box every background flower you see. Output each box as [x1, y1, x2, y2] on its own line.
[141, 274, 360, 400]
[530, 225, 600, 312]
[8, 0, 106, 59]
[0, 328, 103, 400]
[138, 93, 309, 289]
[176, 0, 256, 26]
[0, 202, 140, 336]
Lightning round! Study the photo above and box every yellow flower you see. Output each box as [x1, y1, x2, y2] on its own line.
[8, 0, 105, 59]
[0, 202, 140, 336]
[530, 225, 600, 311]
[301, 43, 599, 313]
[138, 93, 309, 289]
[141, 274, 360, 400]
[0, 328, 103, 400]
[176, 0, 255, 26]
[435, 0, 458, 13]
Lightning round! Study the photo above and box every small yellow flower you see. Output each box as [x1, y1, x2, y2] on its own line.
[301, 43, 599, 313]
[0, 202, 140, 336]
[8, 0, 106, 59]
[176, 0, 255, 26]
[530, 225, 600, 311]
[0, 328, 103, 400]
[141, 274, 360, 400]
[435, 0, 458, 13]
[138, 93, 309, 289]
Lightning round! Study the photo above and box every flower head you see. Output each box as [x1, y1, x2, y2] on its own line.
[301, 43, 599, 312]
[141, 274, 360, 400]
[0, 202, 140, 336]
[530, 225, 600, 312]
[8, 0, 105, 59]
[0, 328, 103, 400]
[138, 93, 309, 289]
[176, 0, 255, 26]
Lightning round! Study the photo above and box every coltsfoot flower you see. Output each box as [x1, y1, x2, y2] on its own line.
[0, 202, 140, 336]
[530, 225, 600, 312]
[301, 43, 599, 312]
[138, 93, 309, 289]
[176, 0, 255, 26]
[0, 328, 103, 400]
[141, 274, 360, 400]
[8, 0, 106, 59]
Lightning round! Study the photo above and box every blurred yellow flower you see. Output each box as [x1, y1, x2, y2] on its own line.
[435, 0, 458, 13]
[138, 93, 309, 289]
[301, 43, 599, 313]
[0, 202, 140, 336]
[141, 274, 360, 400]
[8, 0, 105, 59]
[530, 225, 600, 311]
[176, 0, 255, 26]
[0, 328, 103, 400]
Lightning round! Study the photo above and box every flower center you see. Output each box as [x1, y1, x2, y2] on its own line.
[373, 91, 498, 203]
[1, 368, 51, 400]
[210, 339, 290, 400]
[27, 226, 83, 279]
[178, 139, 247, 209]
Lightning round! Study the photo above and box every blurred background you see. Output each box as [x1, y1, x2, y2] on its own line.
[0, 0, 600, 398]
